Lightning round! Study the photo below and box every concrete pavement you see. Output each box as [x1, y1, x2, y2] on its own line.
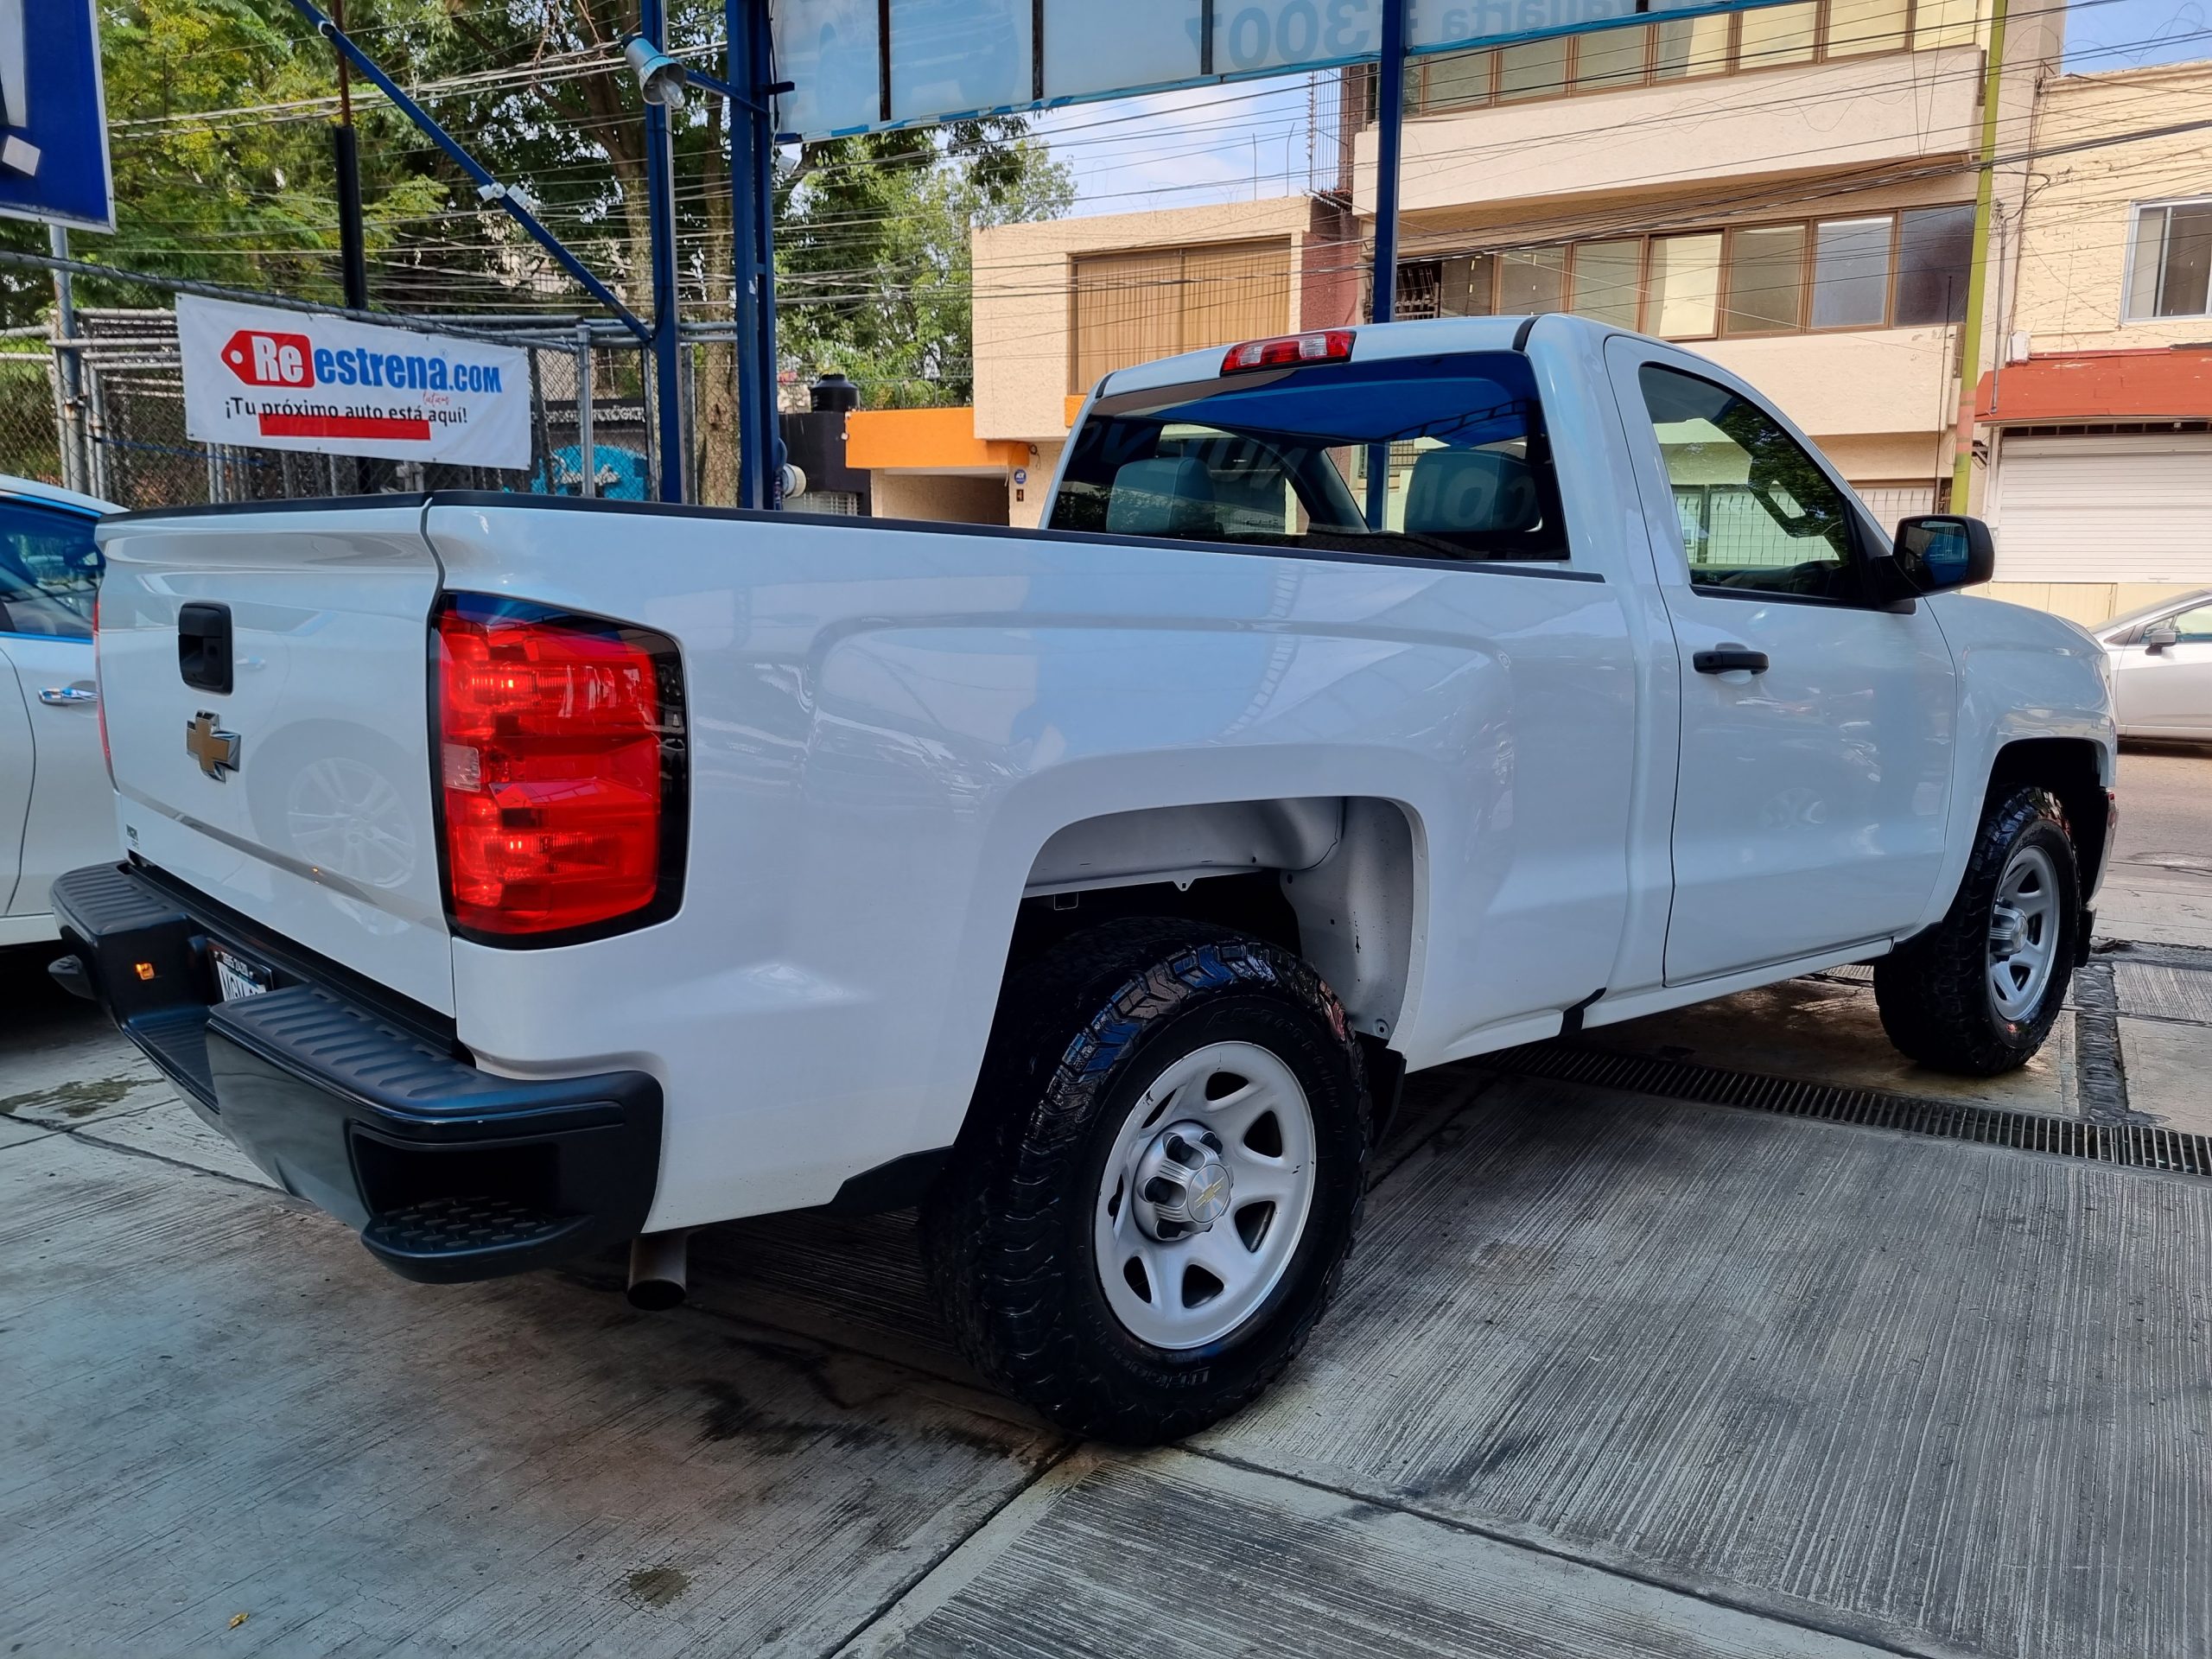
[7, 930, 2212, 1657]
[4, 749, 2210, 1657]
[2097, 742, 2212, 950]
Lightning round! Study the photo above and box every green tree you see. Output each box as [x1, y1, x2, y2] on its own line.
[2, 0, 1072, 492]
[1, 0, 455, 321]
[777, 122, 1073, 409]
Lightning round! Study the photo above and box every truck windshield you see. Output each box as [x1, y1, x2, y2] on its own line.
[1050, 351, 1568, 563]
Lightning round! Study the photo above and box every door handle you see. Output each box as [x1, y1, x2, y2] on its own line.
[38, 684, 99, 706]
[1693, 646, 1769, 675]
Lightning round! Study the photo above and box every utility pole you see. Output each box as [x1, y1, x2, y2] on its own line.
[331, 0, 371, 492]
[640, 0, 687, 504]
[48, 224, 86, 496]
[1949, 0, 2008, 513]
[331, 0, 368, 312]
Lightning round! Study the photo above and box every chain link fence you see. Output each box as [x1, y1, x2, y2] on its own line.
[0, 302, 741, 512]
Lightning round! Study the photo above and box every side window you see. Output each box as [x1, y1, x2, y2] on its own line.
[0, 501, 102, 641]
[1636, 364, 1860, 601]
[2170, 604, 2212, 643]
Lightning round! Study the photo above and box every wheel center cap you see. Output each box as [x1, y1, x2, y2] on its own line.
[1186, 1162, 1233, 1225]
[1131, 1121, 1233, 1239]
[1990, 906, 2027, 956]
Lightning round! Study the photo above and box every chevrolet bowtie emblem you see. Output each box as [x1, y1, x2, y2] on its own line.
[185, 710, 240, 780]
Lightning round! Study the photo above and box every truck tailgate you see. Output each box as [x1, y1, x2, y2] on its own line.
[94, 502, 454, 1015]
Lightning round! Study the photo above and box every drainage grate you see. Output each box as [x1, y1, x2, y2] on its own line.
[1485, 1041, 2210, 1179]
[2071, 959, 2133, 1122]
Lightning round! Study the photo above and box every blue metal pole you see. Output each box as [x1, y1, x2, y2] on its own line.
[641, 0, 687, 503]
[1365, 0, 1406, 528]
[282, 0, 649, 340]
[750, 0, 783, 509]
[727, 0, 775, 510]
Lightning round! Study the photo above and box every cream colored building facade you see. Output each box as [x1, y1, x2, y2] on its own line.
[1348, 0, 2054, 529]
[1973, 60, 2212, 626]
[852, 197, 1356, 530]
[865, 1, 2069, 547]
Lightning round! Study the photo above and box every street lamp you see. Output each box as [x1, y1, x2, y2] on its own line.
[620, 34, 689, 110]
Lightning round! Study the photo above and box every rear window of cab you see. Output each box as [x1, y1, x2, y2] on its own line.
[1051, 351, 1567, 563]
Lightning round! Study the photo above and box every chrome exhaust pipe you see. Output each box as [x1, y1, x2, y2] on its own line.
[626, 1229, 691, 1311]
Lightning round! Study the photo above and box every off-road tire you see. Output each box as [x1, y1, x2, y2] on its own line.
[920, 919, 1370, 1444]
[1873, 785, 2081, 1076]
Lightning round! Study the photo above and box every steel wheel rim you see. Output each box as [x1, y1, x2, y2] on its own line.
[1094, 1040, 1318, 1351]
[1987, 842, 2061, 1022]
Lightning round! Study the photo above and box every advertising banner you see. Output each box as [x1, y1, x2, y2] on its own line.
[178, 296, 533, 470]
[772, 0, 1797, 141]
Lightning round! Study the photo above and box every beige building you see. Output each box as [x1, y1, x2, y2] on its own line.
[1356, 0, 2053, 528]
[854, 196, 1357, 529]
[861, 0, 2069, 545]
[1972, 60, 2212, 626]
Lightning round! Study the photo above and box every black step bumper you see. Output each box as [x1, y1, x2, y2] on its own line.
[49, 861, 661, 1284]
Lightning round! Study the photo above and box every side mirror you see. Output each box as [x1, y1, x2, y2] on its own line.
[1891, 514, 1996, 594]
[2145, 623, 2180, 653]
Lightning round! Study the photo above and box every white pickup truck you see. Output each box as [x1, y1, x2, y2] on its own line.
[56, 315, 2114, 1442]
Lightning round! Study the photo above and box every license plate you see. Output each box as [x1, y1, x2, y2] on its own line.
[210, 944, 274, 1003]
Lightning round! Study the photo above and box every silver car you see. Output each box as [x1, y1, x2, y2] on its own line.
[2, 473, 120, 946]
[2095, 589, 2212, 741]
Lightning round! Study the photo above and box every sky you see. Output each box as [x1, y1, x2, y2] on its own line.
[1033, 76, 1337, 218]
[2064, 0, 2212, 66]
[1037, 0, 2212, 217]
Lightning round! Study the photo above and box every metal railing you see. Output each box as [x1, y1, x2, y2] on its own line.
[0, 293, 776, 512]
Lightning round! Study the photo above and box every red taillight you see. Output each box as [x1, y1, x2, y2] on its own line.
[435, 597, 682, 938]
[1221, 329, 1354, 373]
[92, 592, 111, 782]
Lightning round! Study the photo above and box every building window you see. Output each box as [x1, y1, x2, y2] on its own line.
[1405, 206, 1971, 340]
[1498, 35, 1569, 101]
[1648, 234, 1724, 336]
[1826, 0, 1910, 56]
[1573, 239, 1644, 327]
[1892, 205, 1974, 326]
[1811, 216, 1893, 327]
[1738, 1, 1819, 68]
[1724, 224, 1808, 334]
[1070, 240, 1291, 394]
[2127, 199, 2212, 321]
[1403, 0, 1971, 118]
[1499, 247, 1567, 314]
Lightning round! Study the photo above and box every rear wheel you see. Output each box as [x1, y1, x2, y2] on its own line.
[1874, 785, 2081, 1075]
[921, 920, 1370, 1444]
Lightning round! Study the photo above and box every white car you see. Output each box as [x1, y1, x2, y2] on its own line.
[2094, 589, 2212, 740]
[1, 474, 118, 948]
[57, 316, 2114, 1442]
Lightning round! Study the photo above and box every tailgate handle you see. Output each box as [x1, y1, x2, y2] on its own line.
[178, 602, 234, 696]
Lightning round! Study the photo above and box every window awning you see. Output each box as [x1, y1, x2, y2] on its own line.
[1976, 348, 2212, 425]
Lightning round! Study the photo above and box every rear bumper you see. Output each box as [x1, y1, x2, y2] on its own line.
[49, 861, 662, 1283]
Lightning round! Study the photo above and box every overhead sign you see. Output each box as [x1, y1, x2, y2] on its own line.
[772, 0, 1806, 141]
[0, 0, 115, 232]
[178, 296, 532, 470]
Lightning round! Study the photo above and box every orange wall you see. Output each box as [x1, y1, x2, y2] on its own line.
[846, 406, 1026, 471]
